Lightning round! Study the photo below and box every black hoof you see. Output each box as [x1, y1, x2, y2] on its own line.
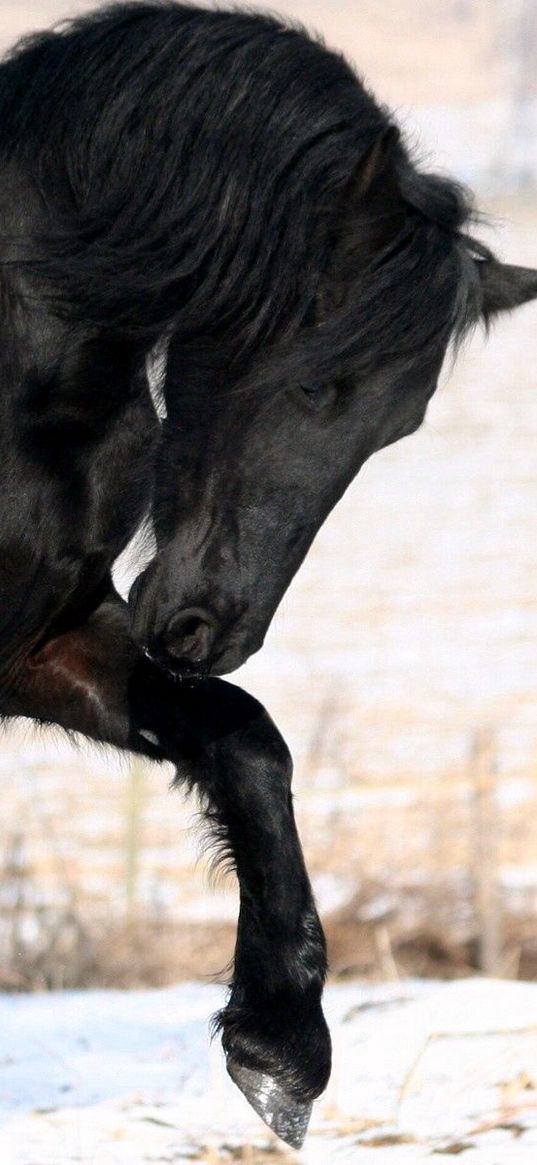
[227, 1058, 313, 1149]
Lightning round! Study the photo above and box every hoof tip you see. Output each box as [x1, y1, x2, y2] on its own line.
[227, 1059, 313, 1149]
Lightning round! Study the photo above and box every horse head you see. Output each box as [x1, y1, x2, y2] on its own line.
[130, 129, 537, 678]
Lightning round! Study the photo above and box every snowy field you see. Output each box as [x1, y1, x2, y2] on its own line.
[1, 978, 537, 1164]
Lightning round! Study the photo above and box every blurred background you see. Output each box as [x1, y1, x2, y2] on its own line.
[1, 0, 537, 991]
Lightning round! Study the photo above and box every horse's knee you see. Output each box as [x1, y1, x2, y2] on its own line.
[227, 706, 292, 784]
[185, 678, 293, 791]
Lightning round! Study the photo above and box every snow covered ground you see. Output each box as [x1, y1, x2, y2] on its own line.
[1, 978, 537, 1164]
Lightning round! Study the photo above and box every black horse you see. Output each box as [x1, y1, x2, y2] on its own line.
[1, 1, 536, 1148]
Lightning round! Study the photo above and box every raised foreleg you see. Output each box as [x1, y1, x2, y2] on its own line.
[164, 681, 331, 1147]
[2, 591, 330, 1147]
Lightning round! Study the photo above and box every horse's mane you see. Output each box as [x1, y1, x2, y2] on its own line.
[0, 1, 484, 369]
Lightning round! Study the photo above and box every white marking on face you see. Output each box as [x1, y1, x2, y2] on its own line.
[146, 334, 170, 420]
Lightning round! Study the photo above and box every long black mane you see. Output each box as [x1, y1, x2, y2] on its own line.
[0, 0, 483, 373]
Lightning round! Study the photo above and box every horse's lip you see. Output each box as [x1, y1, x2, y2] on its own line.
[207, 643, 245, 675]
[209, 636, 264, 676]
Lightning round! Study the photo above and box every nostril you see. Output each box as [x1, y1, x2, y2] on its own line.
[163, 607, 217, 664]
[181, 615, 206, 640]
[172, 618, 209, 660]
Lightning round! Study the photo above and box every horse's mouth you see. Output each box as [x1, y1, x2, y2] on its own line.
[142, 640, 259, 680]
[142, 647, 210, 683]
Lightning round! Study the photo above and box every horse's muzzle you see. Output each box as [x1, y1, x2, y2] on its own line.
[129, 570, 261, 677]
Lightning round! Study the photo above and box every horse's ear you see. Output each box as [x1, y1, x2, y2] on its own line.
[477, 260, 537, 320]
[322, 126, 403, 308]
[331, 125, 402, 243]
[355, 125, 401, 198]
[348, 125, 401, 202]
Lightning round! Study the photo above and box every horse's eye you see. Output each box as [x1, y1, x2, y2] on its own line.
[298, 382, 336, 410]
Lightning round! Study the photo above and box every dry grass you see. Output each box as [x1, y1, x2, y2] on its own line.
[2, 875, 537, 992]
[2, 724, 537, 991]
[0, 902, 236, 992]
